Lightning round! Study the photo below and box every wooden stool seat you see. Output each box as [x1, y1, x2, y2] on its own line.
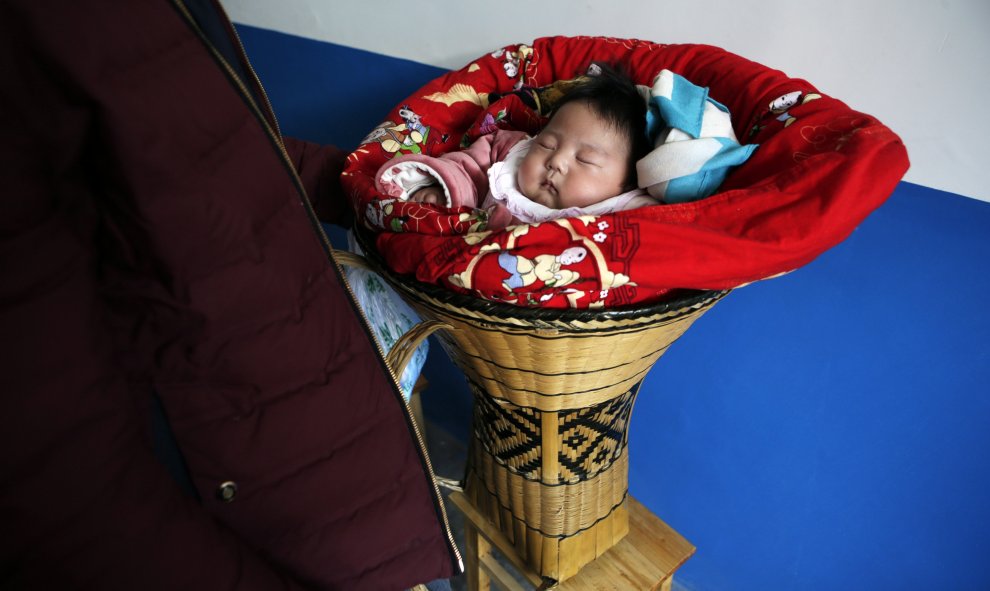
[448, 491, 695, 591]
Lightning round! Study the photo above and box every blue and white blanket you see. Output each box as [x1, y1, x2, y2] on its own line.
[637, 69, 757, 203]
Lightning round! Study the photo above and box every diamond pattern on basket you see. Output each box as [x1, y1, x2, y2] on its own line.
[473, 387, 543, 479]
[557, 389, 635, 482]
[472, 384, 636, 482]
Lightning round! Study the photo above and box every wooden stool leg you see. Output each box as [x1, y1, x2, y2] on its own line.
[464, 520, 492, 591]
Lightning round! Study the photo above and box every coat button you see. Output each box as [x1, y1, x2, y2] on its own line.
[217, 481, 238, 503]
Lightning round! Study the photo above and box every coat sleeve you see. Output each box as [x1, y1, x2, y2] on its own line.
[283, 137, 350, 225]
[0, 10, 306, 591]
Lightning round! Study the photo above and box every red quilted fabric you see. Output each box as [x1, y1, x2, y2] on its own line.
[341, 36, 909, 309]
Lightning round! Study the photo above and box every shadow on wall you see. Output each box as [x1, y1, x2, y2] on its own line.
[241, 25, 447, 150]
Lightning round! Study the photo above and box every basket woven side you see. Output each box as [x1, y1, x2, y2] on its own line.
[349, 233, 727, 580]
[402, 290, 724, 411]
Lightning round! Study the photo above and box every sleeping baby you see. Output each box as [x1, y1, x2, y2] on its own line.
[375, 63, 659, 230]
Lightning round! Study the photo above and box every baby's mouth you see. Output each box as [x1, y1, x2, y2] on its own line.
[542, 180, 557, 195]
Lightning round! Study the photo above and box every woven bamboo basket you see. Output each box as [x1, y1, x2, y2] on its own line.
[342, 233, 727, 581]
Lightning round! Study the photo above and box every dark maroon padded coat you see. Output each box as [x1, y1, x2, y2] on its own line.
[0, 0, 460, 589]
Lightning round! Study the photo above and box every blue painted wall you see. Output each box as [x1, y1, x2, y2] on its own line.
[237, 25, 990, 590]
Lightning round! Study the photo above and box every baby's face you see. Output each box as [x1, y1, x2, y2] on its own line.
[517, 101, 630, 210]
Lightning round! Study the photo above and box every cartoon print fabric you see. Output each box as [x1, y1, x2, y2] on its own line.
[341, 36, 909, 309]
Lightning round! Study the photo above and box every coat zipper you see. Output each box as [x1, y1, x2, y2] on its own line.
[169, 0, 462, 572]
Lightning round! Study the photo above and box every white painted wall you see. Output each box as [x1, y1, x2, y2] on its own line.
[225, 0, 990, 202]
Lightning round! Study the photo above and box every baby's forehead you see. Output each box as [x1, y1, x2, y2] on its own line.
[544, 103, 622, 136]
[541, 103, 632, 154]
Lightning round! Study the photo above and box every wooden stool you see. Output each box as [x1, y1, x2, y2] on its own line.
[448, 491, 695, 591]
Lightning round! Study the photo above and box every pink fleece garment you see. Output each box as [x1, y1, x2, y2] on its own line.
[375, 130, 529, 229]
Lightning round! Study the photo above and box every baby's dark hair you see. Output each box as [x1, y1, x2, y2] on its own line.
[552, 62, 650, 188]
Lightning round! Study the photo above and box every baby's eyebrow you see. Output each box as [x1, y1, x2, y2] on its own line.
[577, 142, 608, 155]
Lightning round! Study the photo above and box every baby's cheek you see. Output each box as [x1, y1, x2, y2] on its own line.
[517, 164, 536, 194]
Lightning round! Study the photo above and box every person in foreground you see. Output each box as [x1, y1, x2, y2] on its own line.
[0, 0, 458, 589]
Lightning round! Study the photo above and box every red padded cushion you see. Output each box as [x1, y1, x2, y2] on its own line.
[342, 36, 908, 309]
